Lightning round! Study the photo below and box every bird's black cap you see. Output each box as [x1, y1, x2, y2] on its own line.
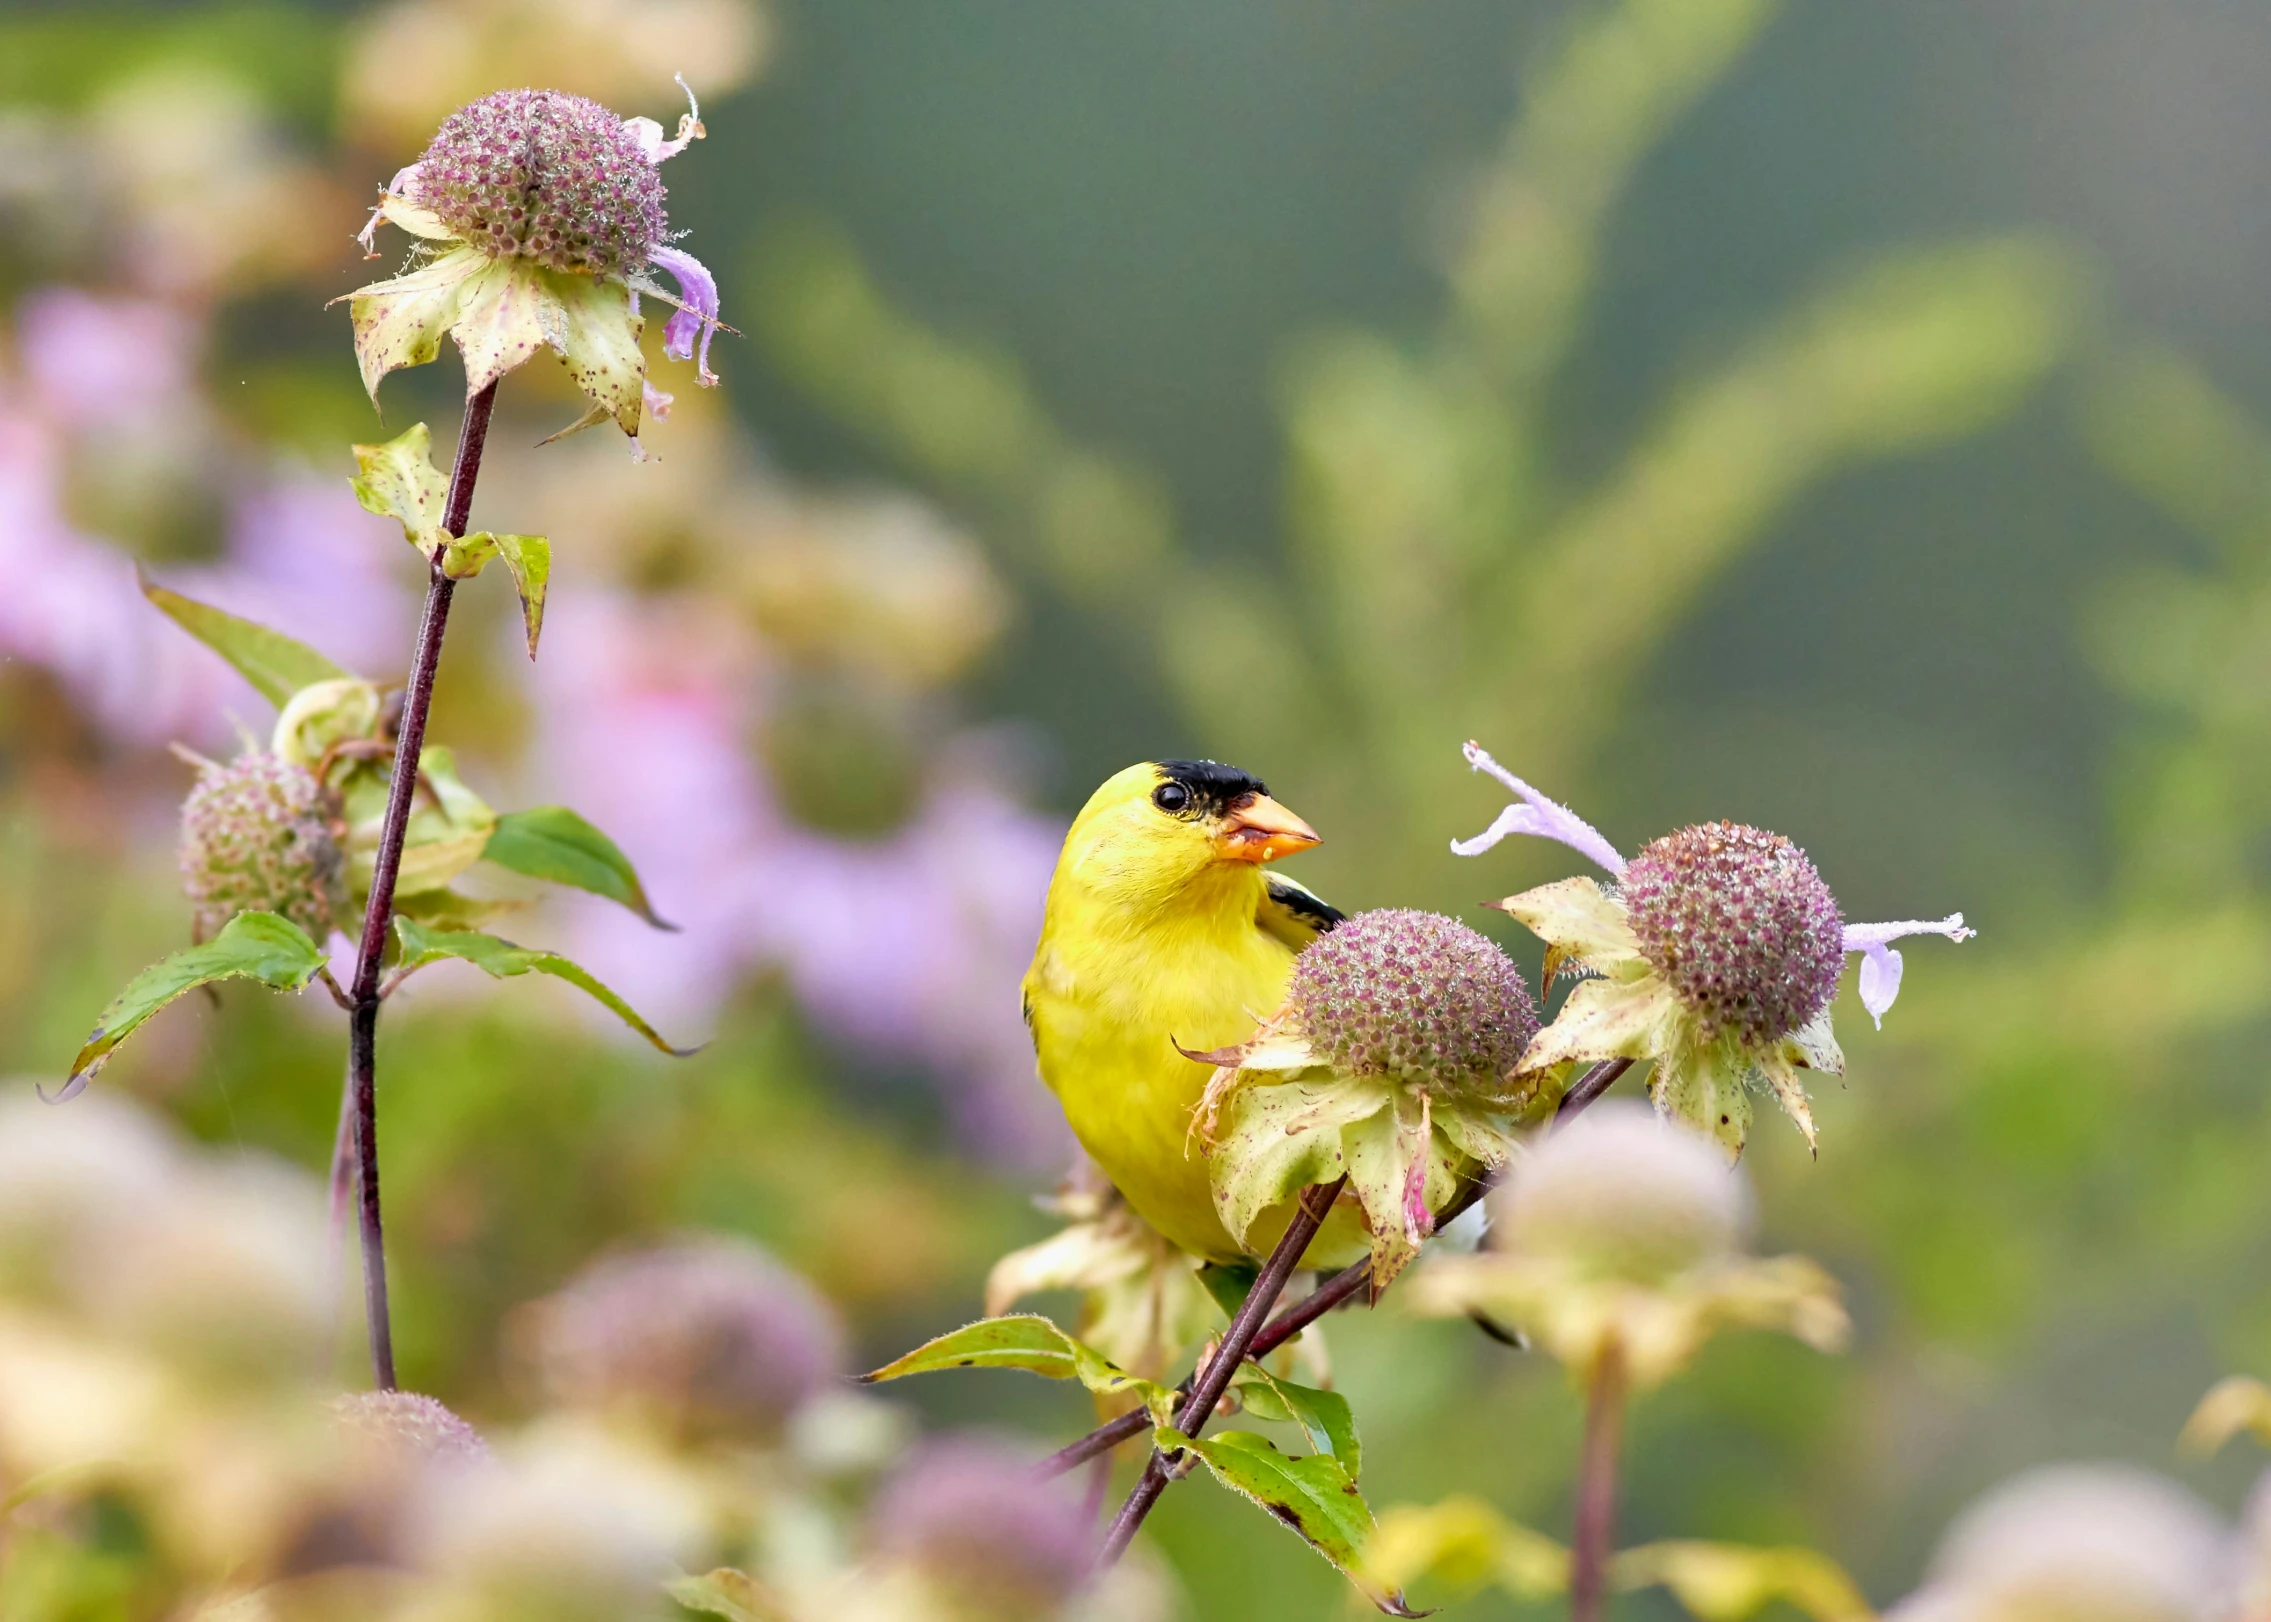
[1155, 759, 1266, 818]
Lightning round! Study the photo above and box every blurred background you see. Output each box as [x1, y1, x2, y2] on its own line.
[3, 0, 2271, 1614]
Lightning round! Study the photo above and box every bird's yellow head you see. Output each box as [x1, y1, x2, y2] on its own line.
[1057, 760, 1320, 912]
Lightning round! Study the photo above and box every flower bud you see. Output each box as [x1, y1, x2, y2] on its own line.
[868, 1437, 1098, 1622]
[524, 1237, 844, 1443]
[1621, 821, 1844, 1045]
[331, 1390, 492, 1465]
[1496, 1101, 1750, 1284]
[412, 90, 666, 278]
[178, 750, 346, 943]
[1285, 909, 1538, 1094]
[1904, 1465, 2228, 1622]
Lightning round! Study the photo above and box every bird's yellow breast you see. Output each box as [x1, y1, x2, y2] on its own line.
[1025, 861, 1293, 1261]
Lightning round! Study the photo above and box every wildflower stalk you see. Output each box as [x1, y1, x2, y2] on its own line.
[343, 379, 497, 1389]
[1097, 1176, 1350, 1568]
[1570, 1340, 1628, 1622]
[1041, 1057, 1636, 1482]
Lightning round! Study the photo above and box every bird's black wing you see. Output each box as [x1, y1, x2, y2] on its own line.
[1259, 872, 1344, 949]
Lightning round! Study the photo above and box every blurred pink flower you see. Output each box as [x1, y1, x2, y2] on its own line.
[528, 593, 1070, 1168]
[14, 287, 199, 431]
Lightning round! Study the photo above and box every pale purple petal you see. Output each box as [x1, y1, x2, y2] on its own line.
[647, 244, 720, 385]
[626, 76, 703, 163]
[357, 164, 423, 257]
[1842, 915, 1971, 1028]
[1452, 740, 1628, 876]
[642, 379, 674, 421]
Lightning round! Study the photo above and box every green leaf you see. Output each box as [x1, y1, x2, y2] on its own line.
[350, 421, 453, 557]
[61, 912, 328, 1100]
[665, 1568, 794, 1622]
[1198, 1259, 1260, 1320]
[1613, 1542, 1874, 1622]
[139, 574, 348, 708]
[389, 917, 696, 1057]
[1157, 1427, 1414, 1616]
[483, 806, 671, 928]
[488, 531, 550, 658]
[1233, 1367, 1361, 1476]
[861, 1314, 1175, 1421]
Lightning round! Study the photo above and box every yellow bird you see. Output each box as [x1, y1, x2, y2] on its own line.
[1022, 760, 1370, 1268]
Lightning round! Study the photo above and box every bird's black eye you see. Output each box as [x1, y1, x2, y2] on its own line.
[1152, 781, 1192, 815]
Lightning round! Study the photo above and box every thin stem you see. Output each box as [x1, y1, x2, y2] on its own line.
[1096, 1176, 1348, 1568]
[1570, 1340, 1627, 1622]
[1042, 1061, 1636, 1481]
[343, 380, 497, 1389]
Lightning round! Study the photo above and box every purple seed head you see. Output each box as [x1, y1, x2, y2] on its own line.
[1621, 821, 1844, 1045]
[869, 1437, 1097, 1619]
[1285, 909, 1538, 1092]
[527, 1237, 844, 1443]
[412, 89, 666, 277]
[177, 751, 345, 943]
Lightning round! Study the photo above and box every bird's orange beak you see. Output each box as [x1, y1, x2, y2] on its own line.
[1214, 794, 1321, 863]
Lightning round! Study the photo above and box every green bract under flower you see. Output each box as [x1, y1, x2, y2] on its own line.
[176, 750, 346, 944]
[1192, 909, 1544, 1288]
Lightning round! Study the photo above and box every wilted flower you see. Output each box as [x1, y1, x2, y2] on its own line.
[177, 748, 348, 943]
[867, 1436, 1100, 1622]
[1190, 908, 1541, 1286]
[985, 1163, 1223, 1385]
[520, 1235, 845, 1444]
[1890, 1465, 2230, 1622]
[345, 80, 722, 448]
[1405, 1103, 1847, 1387]
[1455, 741, 1974, 1157]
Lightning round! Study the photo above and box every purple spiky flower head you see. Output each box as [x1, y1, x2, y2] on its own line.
[331, 1390, 492, 1465]
[1285, 908, 1538, 1092]
[1621, 821, 1846, 1046]
[409, 90, 667, 279]
[525, 1236, 844, 1443]
[868, 1437, 1097, 1620]
[177, 750, 346, 943]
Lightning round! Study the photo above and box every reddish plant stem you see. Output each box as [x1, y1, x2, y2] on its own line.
[1570, 1339, 1628, 1622]
[1096, 1177, 1348, 1567]
[1040, 1057, 1636, 1480]
[343, 380, 496, 1389]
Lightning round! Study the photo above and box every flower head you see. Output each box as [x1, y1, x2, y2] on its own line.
[1406, 1103, 1846, 1387]
[177, 748, 347, 943]
[1193, 909, 1543, 1287]
[1456, 741, 1973, 1157]
[868, 1436, 1099, 1622]
[331, 1390, 493, 1465]
[1892, 1465, 2229, 1622]
[342, 78, 722, 449]
[521, 1236, 845, 1444]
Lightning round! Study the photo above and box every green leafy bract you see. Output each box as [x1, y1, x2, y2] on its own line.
[388, 918, 696, 1057]
[1233, 1366, 1361, 1475]
[60, 912, 329, 1100]
[349, 423, 552, 655]
[1363, 1496, 1568, 1606]
[139, 575, 347, 708]
[483, 806, 670, 928]
[1156, 1426, 1413, 1616]
[861, 1314, 1175, 1423]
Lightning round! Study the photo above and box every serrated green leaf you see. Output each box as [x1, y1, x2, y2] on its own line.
[343, 243, 485, 403]
[61, 912, 328, 1099]
[665, 1568, 794, 1622]
[139, 574, 348, 708]
[389, 917, 695, 1057]
[1233, 1367, 1361, 1476]
[350, 422, 453, 557]
[483, 806, 669, 927]
[861, 1314, 1175, 1421]
[1613, 1541, 1873, 1622]
[1157, 1427, 1413, 1615]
